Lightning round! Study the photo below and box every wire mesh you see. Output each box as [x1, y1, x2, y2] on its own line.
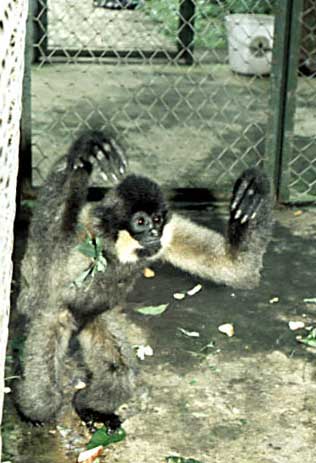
[28, 0, 276, 196]
[0, 0, 27, 445]
[289, 0, 316, 201]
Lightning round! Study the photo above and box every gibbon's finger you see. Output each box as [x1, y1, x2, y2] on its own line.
[231, 174, 256, 214]
[94, 148, 120, 182]
[232, 177, 260, 221]
[105, 138, 127, 178]
[94, 139, 127, 180]
[109, 138, 128, 174]
[231, 177, 251, 212]
[239, 196, 263, 224]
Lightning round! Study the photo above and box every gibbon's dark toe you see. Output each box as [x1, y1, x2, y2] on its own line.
[77, 407, 122, 433]
[231, 168, 270, 224]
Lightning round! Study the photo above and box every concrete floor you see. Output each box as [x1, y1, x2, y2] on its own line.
[3, 204, 316, 463]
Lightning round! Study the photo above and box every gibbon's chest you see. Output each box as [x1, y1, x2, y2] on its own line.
[60, 240, 141, 303]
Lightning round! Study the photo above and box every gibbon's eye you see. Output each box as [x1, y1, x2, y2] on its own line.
[131, 211, 150, 234]
[153, 215, 161, 225]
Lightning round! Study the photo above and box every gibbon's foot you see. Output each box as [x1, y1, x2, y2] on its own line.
[15, 407, 47, 428]
[68, 130, 127, 182]
[230, 167, 270, 226]
[77, 407, 122, 433]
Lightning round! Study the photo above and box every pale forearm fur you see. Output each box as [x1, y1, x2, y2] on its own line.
[160, 214, 268, 289]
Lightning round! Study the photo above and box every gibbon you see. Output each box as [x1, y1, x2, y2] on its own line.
[14, 130, 272, 428]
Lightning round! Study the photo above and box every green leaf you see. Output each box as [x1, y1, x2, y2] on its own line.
[95, 255, 107, 272]
[166, 457, 204, 463]
[75, 241, 96, 259]
[87, 426, 126, 450]
[298, 328, 316, 348]
[72, 266, 93, 288]
[300, 338, 316, 348]
[136, 304, 169, 315]
[95, 236, 104, 256]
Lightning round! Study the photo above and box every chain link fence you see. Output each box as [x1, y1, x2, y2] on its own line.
[22, 1, 315, 202]
[23, 0, 276, 199]
[290, 0, 316, 201]
[0, 0, 28, 456]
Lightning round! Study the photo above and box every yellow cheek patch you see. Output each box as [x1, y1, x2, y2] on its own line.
[115, 230, 143, 263]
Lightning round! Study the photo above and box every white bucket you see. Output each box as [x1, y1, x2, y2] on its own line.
[225, 14, 274, 75]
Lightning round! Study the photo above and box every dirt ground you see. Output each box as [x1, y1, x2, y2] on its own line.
[3, 204, 316, 463]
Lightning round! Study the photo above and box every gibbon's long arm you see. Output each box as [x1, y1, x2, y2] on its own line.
[61, 131, 127, 233]
[160, 169, 272, 289]
[30, 131, 127, 241]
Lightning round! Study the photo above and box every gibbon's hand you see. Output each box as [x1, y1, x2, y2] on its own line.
[230, 168, 270, 225]
[69, 130, 127, 183]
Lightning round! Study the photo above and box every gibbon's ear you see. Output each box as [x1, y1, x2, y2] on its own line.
[92, 203, 124, 238]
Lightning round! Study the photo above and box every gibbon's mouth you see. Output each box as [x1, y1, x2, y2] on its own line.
[141, 238, 161, 249]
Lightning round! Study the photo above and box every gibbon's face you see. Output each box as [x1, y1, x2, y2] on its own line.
[129, 210, 165, 257]
[114, 174, 170, 262]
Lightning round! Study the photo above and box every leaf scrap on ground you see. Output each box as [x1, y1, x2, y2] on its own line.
[269, 296, 279, 304]
[87, 425, 126, 450]
[304, 297, 316, 304]
[135, 344, 154, 360]
[178, 328, 200, 338]
[288, 321, 305, 331]
[136, 304, 169, 315]
[218, 323, 235, 337]
[78, 445, 103, 463]
[187, 284, 202, 296]
[293, 210, 303, 217]
[165, 457, 204, 463]
[143, 267, 155, 278]
[297, 328, 316, 348]
[173, 292, 186, 300]
[200, 341, 216, 352]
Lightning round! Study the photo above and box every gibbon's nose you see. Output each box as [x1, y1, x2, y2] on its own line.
[150, 229, 159, 237]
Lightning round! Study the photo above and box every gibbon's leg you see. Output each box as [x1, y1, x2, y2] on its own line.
[61, 131, 127, 233]
[15, 309, 75, 423]
[73, 314, 136, 430]
[161, 168, 272, 289]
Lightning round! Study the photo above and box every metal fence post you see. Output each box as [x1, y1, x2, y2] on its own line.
[178, 0, 196, 65]
[265, 0, 303, 202]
